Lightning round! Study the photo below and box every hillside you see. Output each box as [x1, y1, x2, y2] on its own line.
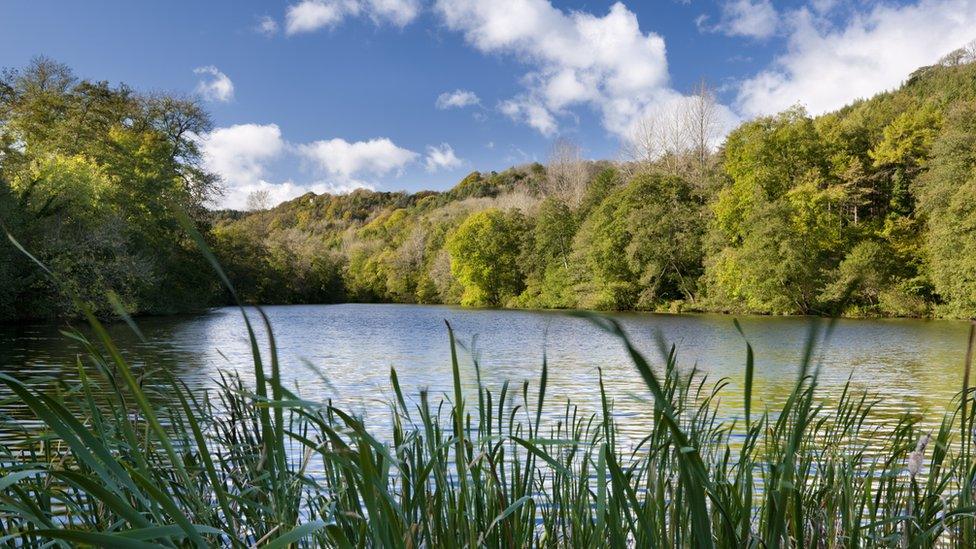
[212, 48, 976, 318]
[4, 50, 976, 321]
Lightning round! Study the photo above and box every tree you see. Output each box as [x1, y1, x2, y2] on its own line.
[0, 58, 218, 319]
[447, 209, 525, 307]
[246, 190, 272, 211]
[544, 139, 588, 208]
[626, 174, 705, 305]
[573, 173, 705, 310]
[517, 197, 578, 307]
[685, 81, 723, 192]
[820, 241, 895, 312]
[938, 39, 976, 66]
[816, 238, 926, 317]
[622, 83, 722, 195]
[712, 106, 827, 245]
[705, 177, 844, 314]
[870, 105, 941, 215]
[916, 101, 976, 316]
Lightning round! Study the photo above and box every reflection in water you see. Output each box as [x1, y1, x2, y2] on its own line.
[0, 304, 971, 445]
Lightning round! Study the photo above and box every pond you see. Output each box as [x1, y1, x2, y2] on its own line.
[0, 304, 972, 444]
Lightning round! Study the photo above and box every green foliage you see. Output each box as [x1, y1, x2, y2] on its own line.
[574, 173, 704, 310]
[447, 208, 526, 306]
[706, 108, 845, 314]
[6, 55, 976, 320]
[0, 58, 217, 321]
[715, 107, 828, 245]
[700, 61, 976, 317]
[916, 101, 976, 317]
[516, 197, 577, 308]
[578, 167, 620, 215]
[870, 105, 942, 215]
[707, 177, 845, 314]
[212, 223, 345, 305]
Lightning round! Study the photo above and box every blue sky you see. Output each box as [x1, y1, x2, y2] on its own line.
[3, 0, 975, 208]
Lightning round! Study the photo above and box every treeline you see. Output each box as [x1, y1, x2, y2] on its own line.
[0, 59, 219, 321]
[214, 45, 976, 318]
[4, 48, 976, 322]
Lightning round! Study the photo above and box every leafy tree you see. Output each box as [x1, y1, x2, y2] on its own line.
[870, 105, 941, 215]
[7, 55, 976, 322]
[820, 239, 928, 317]
[517, 198, 578, 307]
[0, 58, 218, 320]
[578, 167, 620, 216]
[713, 107, 827, 245]
[447, 209, 525, 307]
[916, 101, 976, 316]
[706, 177, 844, 314]
[574, 173, 704, 310]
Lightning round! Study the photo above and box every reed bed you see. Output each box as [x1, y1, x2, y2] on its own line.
[1, 230, 976, 547]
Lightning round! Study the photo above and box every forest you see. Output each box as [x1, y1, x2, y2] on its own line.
[3, 45, 976, 322]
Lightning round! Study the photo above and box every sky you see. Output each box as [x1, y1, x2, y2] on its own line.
[2, 0, 976, 209]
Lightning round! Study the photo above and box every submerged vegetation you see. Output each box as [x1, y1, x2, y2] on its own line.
[4, 46, 976, 321]
[1, 232, 976, 546]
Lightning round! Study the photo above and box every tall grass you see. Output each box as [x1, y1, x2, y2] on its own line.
[2, 232, 976, 547]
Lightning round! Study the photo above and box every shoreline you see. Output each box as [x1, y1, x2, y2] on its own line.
[6, 300, 970, 329]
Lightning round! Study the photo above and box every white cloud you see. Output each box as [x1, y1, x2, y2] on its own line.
[809, 0, 839, 15]
[499, 97, 559, 136]
[194, 66, 235, 103]
[435, 89, 481, 109]
[200, 124, 284, 189]
[256, 16, 279, 36]
[434, 0, 683, 138]
[286, 0, 355, 33]
[737, 0, 976, 117]
[694, 14, 710, 31]
[232, 180, 372, 211]
[365, 0, 421, 26]
[425, 143, 464, 172]
[298, 137, 418, 180]
[198, 124, 393, 209]
[285, 0, 419, 35]
[712, 0, 779, 39]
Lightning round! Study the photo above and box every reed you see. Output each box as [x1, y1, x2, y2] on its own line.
[2, 231, 976, 547]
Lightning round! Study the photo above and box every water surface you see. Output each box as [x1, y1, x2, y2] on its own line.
[0, 304, 971, 442]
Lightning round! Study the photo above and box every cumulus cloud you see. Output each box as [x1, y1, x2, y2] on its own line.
[194, 66, 235, 102]
[425, 143, 463, 172]
[256, 16, 279, 36]
[498, 97, 559, 136]
[199, 124, 412, 209]
[435, 89, 481, 109]
[285, 0, 420, 35]
[200, 124, 284, 188]
[711, 0, 779, 39]
[737, 0, 976, 117]
[298, 138, 418, 181]
[236, 180, 372, 211]
[433, 0, 689, 138]
[365, 0, 421, 26]
[198, 123, 292, 209]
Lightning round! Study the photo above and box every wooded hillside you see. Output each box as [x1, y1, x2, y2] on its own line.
[4, 45, 976, 320]
[212, 46, 976, 318]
